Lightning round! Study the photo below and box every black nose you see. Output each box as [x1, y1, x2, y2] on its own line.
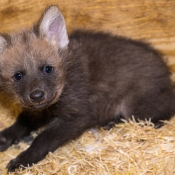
[30, 90, 45, 103]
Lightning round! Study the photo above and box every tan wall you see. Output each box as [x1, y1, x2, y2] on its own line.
[0, 0, 175, 71]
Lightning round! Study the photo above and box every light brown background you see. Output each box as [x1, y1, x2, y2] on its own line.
[0, 0, 175, 70]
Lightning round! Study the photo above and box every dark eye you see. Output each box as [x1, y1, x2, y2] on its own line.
[13, 72, 23, 81]
[43, 66, 53, 74]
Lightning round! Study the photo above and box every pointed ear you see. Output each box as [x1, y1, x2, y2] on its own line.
[0, 36, 8, 54]
[39, 6, 69, 49]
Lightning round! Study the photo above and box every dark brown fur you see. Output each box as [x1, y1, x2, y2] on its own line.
[0, 6, 174, 172]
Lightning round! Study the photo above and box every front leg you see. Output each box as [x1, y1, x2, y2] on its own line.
[7, 116, 91, 172]
[0, 111, 35, 152]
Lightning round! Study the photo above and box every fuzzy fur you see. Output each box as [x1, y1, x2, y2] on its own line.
[0, 6, 174, 172]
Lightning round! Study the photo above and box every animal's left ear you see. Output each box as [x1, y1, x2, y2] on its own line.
[0, 36, 8, 54]
[39, 6, 69, 49]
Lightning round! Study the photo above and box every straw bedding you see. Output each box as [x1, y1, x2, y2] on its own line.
[0, 81, 175, 174]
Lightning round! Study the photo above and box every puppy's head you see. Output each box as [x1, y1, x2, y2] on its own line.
[0, 6, 69, 110]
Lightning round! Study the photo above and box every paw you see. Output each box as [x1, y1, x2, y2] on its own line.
[103, 121, 115, 130]
[6, 158, 22, 172]
[0, 131, 13, 151]
[6, 150, 34, 172]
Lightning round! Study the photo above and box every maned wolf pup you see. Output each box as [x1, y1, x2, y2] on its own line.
[0, 5, 174, 172]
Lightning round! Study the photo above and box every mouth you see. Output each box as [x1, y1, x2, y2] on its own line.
[22, 94, 58, 110]
[30, 102, 50, 109]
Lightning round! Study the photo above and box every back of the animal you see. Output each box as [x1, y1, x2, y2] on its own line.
[69, 30, 175, 127]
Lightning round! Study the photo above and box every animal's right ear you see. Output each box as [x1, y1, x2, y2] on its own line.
[0, 36, 8, 54]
